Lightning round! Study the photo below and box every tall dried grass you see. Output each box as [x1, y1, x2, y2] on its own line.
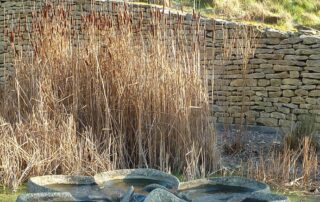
[243, 136, 318, 190]
[0, 3, 218, 190]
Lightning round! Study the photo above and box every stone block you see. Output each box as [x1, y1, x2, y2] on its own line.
[260, 64, 273, 68]
[269, 91, 282, 97]
[302, 78, 320, 85]
[309, 90, 320, 97]
[266, 72, 289, 79]
[301, 35, 320, 45]
[284, 55, 308, 60]
[255, 49, 274, 54]
[256, 91, 268, 97]
[279, 97, 291, 103]
[273, 65, 301, 71]
[260, 112, 271, 118]
[279, 119, 293, 127]
[283, 90, 295, 97]
[302, 73, 320, 79]
[258, 79, 270, 86]
[277, 106, 290, 114]
[281, 85, 297, 90]
[295, 48, 320, 55]
[271, 112, 286, 119]
[256, 54, 284, 60]
[309, 55, 320, 60]
[282, 79, 302, 86]
[305, 66, 320, 72]
[306, 60, 320, 67]
[265, 28, 289, 38]
[247, 73, 265, 79]
[230, 79, 257, 87]
[292, 96, 305, 104]
[274, 49, 295, 54]
[256, 117, 278, 127]
[283, 103, 298, 109]
[266, 86, 281, 91]
[280, 37, 302, 44]
[289, 71, 299, 78]
[270, 79, 281, 86]
[305, 98, 317, 105]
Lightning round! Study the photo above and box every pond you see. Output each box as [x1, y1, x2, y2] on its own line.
[1, 185, 320, 202]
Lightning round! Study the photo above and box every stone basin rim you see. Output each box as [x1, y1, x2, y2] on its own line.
[94, 168, 180, 189]
[27, 175, 95, 193]
[16, 192, 77, 202]
[178, 176, 270, 192]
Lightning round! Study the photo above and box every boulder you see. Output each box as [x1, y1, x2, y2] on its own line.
[144, 188, 186, 202]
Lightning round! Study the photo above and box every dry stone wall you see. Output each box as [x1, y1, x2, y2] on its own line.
[1, 0, 320, 127]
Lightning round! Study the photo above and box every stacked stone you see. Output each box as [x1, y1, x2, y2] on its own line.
[0, 0, 319, 127]
[210, 27, 320, 127]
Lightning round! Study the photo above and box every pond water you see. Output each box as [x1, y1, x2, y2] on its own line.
[44, 178, 173, 201]
[179, 184, 255, 200]
[1, 185, 320, 202]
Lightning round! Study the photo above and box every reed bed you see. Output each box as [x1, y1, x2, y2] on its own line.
[244, 136, 318, 190]
[0, 3, 218, 190]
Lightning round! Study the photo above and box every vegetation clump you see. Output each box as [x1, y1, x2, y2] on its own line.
[0, 3, 218, 190]
[144, 0, 320, 30]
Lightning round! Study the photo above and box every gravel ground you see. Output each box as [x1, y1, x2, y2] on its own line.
[215, 124, 296, 170]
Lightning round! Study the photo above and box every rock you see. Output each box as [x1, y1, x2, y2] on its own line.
[281, 85, 297, 90]
[143, 184, 170, 193]
[295, 48, 320, 55]
[144, 188, 186, 202]
[270, 79, 281, 86]
[274, 49, 295, 54]
[310, 55, 320, 60]
[120, 186, 134, 202]
[271, 112, 286, 119]
[247, 73, 265, 79]
[280, 37, 302, 44]
[302, 73, 320, 79]
[289, 71, 299, 78]
[283, 90, 295, 97]
[265, 28, 289, 38]
[268, 59, 306, 66]
[258, 79, 270, 86]
[256, 118, 278, 127]
[301, 35, 320, 45]
[230, 79, 257, 87]
[250, 58, 268, 64]
[260, 64, 273, 68]
[306, 98, 317, 104]
[283, 103, 298, 109]
[309, 90, 320, 97]
[277, 106, 290, 113]
[256, 54, 284, 60]
[284, 55, 308, 60]
[266, 72, 289, 79]
[269, 91, 282, 97]
[302, 78, 320, 85]
[300, 85, 316, 90]
[267, 86, 281, 91]
[282, 79, 302, 86]
[131, 193, 146, 202]
[16, 192, 77, 202]
[306, 60, 320, 67]
[292, 96, 305, 104]
[273, 65, 301, 72]
[305, 66, 320, 72]
[295, 89, 308, 96]
[258, 38, 282, 45]
[255, 49, 274, 54]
